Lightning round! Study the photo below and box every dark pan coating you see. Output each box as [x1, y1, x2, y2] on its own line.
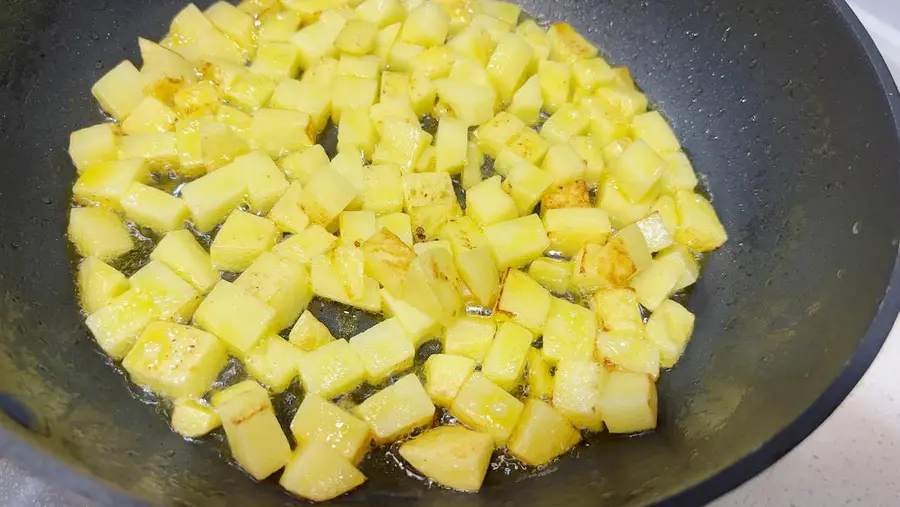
[1, 0, 899, 506]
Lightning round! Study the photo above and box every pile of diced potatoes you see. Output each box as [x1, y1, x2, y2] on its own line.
[66, 0, 727, 500]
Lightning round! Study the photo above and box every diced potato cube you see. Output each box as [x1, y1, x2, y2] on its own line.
[629, 253, 688, 311]
[68, 207, 133, 261]
[543, 208, 612, 256]
[434, 78, 497, 127]
[280, 145, 331, 184]
[301, 168, 359, 226]
[542, 297, 597, 365]
[508, 74, 543, 125]
[359, 164, 403, 214]
[289, 310, 336, 351]
[290, 395, 371, 463]
[572, 57, 615, 90]
[120, 183, 189, 234]
[381, 289, 439, 345]
[250, 42, 301, 80]
[484, 215, 550, 269]
[73, 158, 150, 211]
[571, 226, 651, 292]
[402, 172, 456, 210]
[267, 181, 309, 234]
[436, 217, 489, 255]
[235, 252, 313, 331]
[356, 0, 405, 27]
[657, 245, 699, 291]
[402, 248, 465, 325]
[674, 190, 728, 252]
[376, 213, 413, 245]
[450, 373, 523, 445]
[226, 72, 277, 111]
[486, 32, 533, 103]
[660, 151, 699, 192]
[596, 84, 648, 119]
[514, 19, 549, 59]
[526, 347, 553, 400]
[443, 316, 495, 362]
[538, 60, 571, 114]
[169, 4, 248, 63]
[547, 22, 598, 63]
[340, 210, 378, 247]
[541, 104, 590, 145]
[476, 0, 520, 24]
[272, 225, 339, 264]
[460, 142, 484, 191]
[298, 339, 367, 398]
[527, 258, 570, 294]
[214, 381, 292, 480]
[507, 128, 550, 165]
[124, 322, 228, 398]
[332, 76, 379, 123]
[69, 124, 119, 173]
[508, 398, 581, 466]
[355, 374, 435, 442]
[635, 212, 674, 253]
[475, 112, 525, 158]
[246, 109, 313, 159]
[592, 288, 644, 335]
[338, 108, 378, 160]
[129, 261, 201, 322]
[121, 96, 177, 135]
[349, 318, 414, 383]
[400, 1, 450, 47]
[243, 335, 305, 392]
[171, 398, 221, 438]
[423, 354, 476, 406]
[85, 290, 154, 359]
[210, 211, 278, 273]
[290, 10, 348, 68]
[541, 181, 591, 213]
[361, 229, 416, 295]
[197, 120, 250, 171]
[312, 253, 383, 311]
[386, 41, 425, 72]
[446, 24, 495, 65]
[552, 359, 605, 430]
[115, 130, 177, 165]
[609, 139, 667, 202]
[493, 268, 551, 336]
[466, 175, 518, 226]
[596, 178, 653, 229]
[596, 330, 660, 379]
[151, 230, 220, 294]
[455, 247, 500, 308]
[542, 144, 586, 186]
[398, 425, 493, 492]
[332, 245, 367, 301]
[501, 160, 554, 216]
[646, 298, 695, 367]
[270, 78, 333, 134]
[205, 1, 256, 51]
[180, 167, 248, 233]
[597, 370, 658, 433]
[369, 99, 419, 134]
[373, 121, 433, 172]
[77, 257, 129, 315]
[433, 116, 468, 174]
[569, 137, 605, 184]
[172, 82, 221, 120]
[336, 19, 378, 55]
[481, 322, 532, 391]
[631, 111, 680, 152]
[280, 441, 367, 502]
[194, 281, 276, 354]
[91, 61, 144, 120]
[258, 10, 302, 43]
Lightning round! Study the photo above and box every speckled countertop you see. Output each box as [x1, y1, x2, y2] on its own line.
[2, 3, 899, 507]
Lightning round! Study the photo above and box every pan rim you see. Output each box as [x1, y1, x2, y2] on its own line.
[1, 0, 900, 506]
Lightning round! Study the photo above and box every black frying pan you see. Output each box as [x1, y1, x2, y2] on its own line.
[1, 0, 900, 506]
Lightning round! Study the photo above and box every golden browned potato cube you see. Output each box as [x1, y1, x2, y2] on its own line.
[123, 322, 228, 399]
[290, 395, 371, 464]
[361, 229, 416, 296]
[355, 374, 436, 443]
[450, 373, 524, 445]
[541, 181, 591, 213]
[494, 268, 551, 335]
[592, 288, 644, 333]
[547, 22, 598, 63]
[398, 425, 494, 492]
[508, 398, 581, 466]
[402, 248, 465, 325]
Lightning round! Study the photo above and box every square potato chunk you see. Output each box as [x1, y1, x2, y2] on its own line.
[298, 339, 367, 399]
[194, 281, 276, 354]
[355, 374, 436, 443]
[450, 373, 524, 445]
[508, 398, 581, 466]
[290, 395, 371, 464]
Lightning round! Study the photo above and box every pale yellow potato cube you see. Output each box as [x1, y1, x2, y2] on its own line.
[243, 335, 305, 392]
[596, 330, 660, 379]
[360, 229, 415, 295]
[541, 181, 592, 213]
[646, 299, 695, 367]
[332, 76, 379, 123]
[349, 318, 415, 383]
[541, 104, 590, 146]
[542, 296, 597, 365]
[543, 208, 612, 257]
[635, 212, 674, 253]
[279, 441, 367, 502]
[461, 142, 484, 190]
[290, 395, 371, 463]
[235, 252, 313, 331]
[225, 72, 277, 111]
[455, 247, 500, 308]
[379, 70, 410, 103]
[629, 254, 687, 311]
[290, 11, 348, 68]
[370, 99, 419, 134]
[450, 373, 523, 445]
[77, 257, 129, 315]
[172, 82, 222, 119]
[388, 41, 426, 72]
[436, 216, 489, 255]
[484, 214, 550, 270]
[332, 245, 368, 301]
[572, 57, 616, 90]
[151, 230, 219, 294]
[447, 24, 495, 66]
[289, 310, 336, 351]
[411, 45, 454, 80]
[527, 258, 571, 295]
[547, 22, 598, 63]
[355, 374, 435, 443]
[508, 398, 581, 466]
[270, 79, 332, 134]
[85, 290, 154, 359]
[476, 0, 519, 25]
[597, 370, 658, 433]
[508, 74, 543, 125]
[376, 213, 413, 245]
[340, 210, 378, 247]
[592, 288, 643, 334]
[609, 139, 667, 202]
[410, 200, 465, 243]
[402, 172, 456, 210]
[197, 120, 250, 172]
[356, 0, 405, 27]
[272, 225, 339, 265]
[402, 248, 465, 325]
[91, 61, 144, 120]
[123, 322, 228, 399]
[552, 359, 605, 430]
[73, 158, 150, 211]
[538, 60, 572, 114]
[596, 84, 648, 119]
[514, 19, 550, 59]
[482, 322, 532, 391]
[129, 261, 201, 322]
[205, 1, 256, 51]
[631, 111, 680, 152]
[298, 339, 367, 398]
[569, 137, 606, 185]
[250, 42, 301, 80]
[279, 145, 331, 185]
[466, 175, 518, 226]
[171, 398, 221, 438]
[502, 160, 555, 216]
[486, 32, 534, 103]
[301, 168, 359, 226]
[267, 181, 310, 234]
[246, 109, 313, 159]
[492, 146, 530, 177]
[475, 112, 526, 158]
[373, 121, 433, 172]
[180, 167, 248, 233]
[121, 96, 177, 135]
[338, 108, 378, 160]
[401, 1, 449, 47]
[210, 211, 278, 273]
[258, 10, 302, 43]
[336, 19, 378, 55]
[214, 381, 291, 480]
[408, 70, 438, 117]
[434, 78, 497, 127]
[194, 281, 276, 354]
[169, 4, 248, 63]
[373, 22, 402, 65]
[69, 123, 119, 173]
[661, 151, 699, 192]
[424, 354, 476, 406]
[217, 102, 253, 132]
[68, 207, 133, 261]
[674, 190, 728, 252]
[434, 116, 468, 174]
[507, 127, 550, 165]
[381, 289, 439, 345]
[120, 183, 189, 234]
[526, 347, 554, 401]
[657, 244, 699, 291]
[596, 178, 653, 230]
[398, 425, 493, 492]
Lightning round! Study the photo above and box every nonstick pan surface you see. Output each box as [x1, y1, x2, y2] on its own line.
[1, 0, 900, 506]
